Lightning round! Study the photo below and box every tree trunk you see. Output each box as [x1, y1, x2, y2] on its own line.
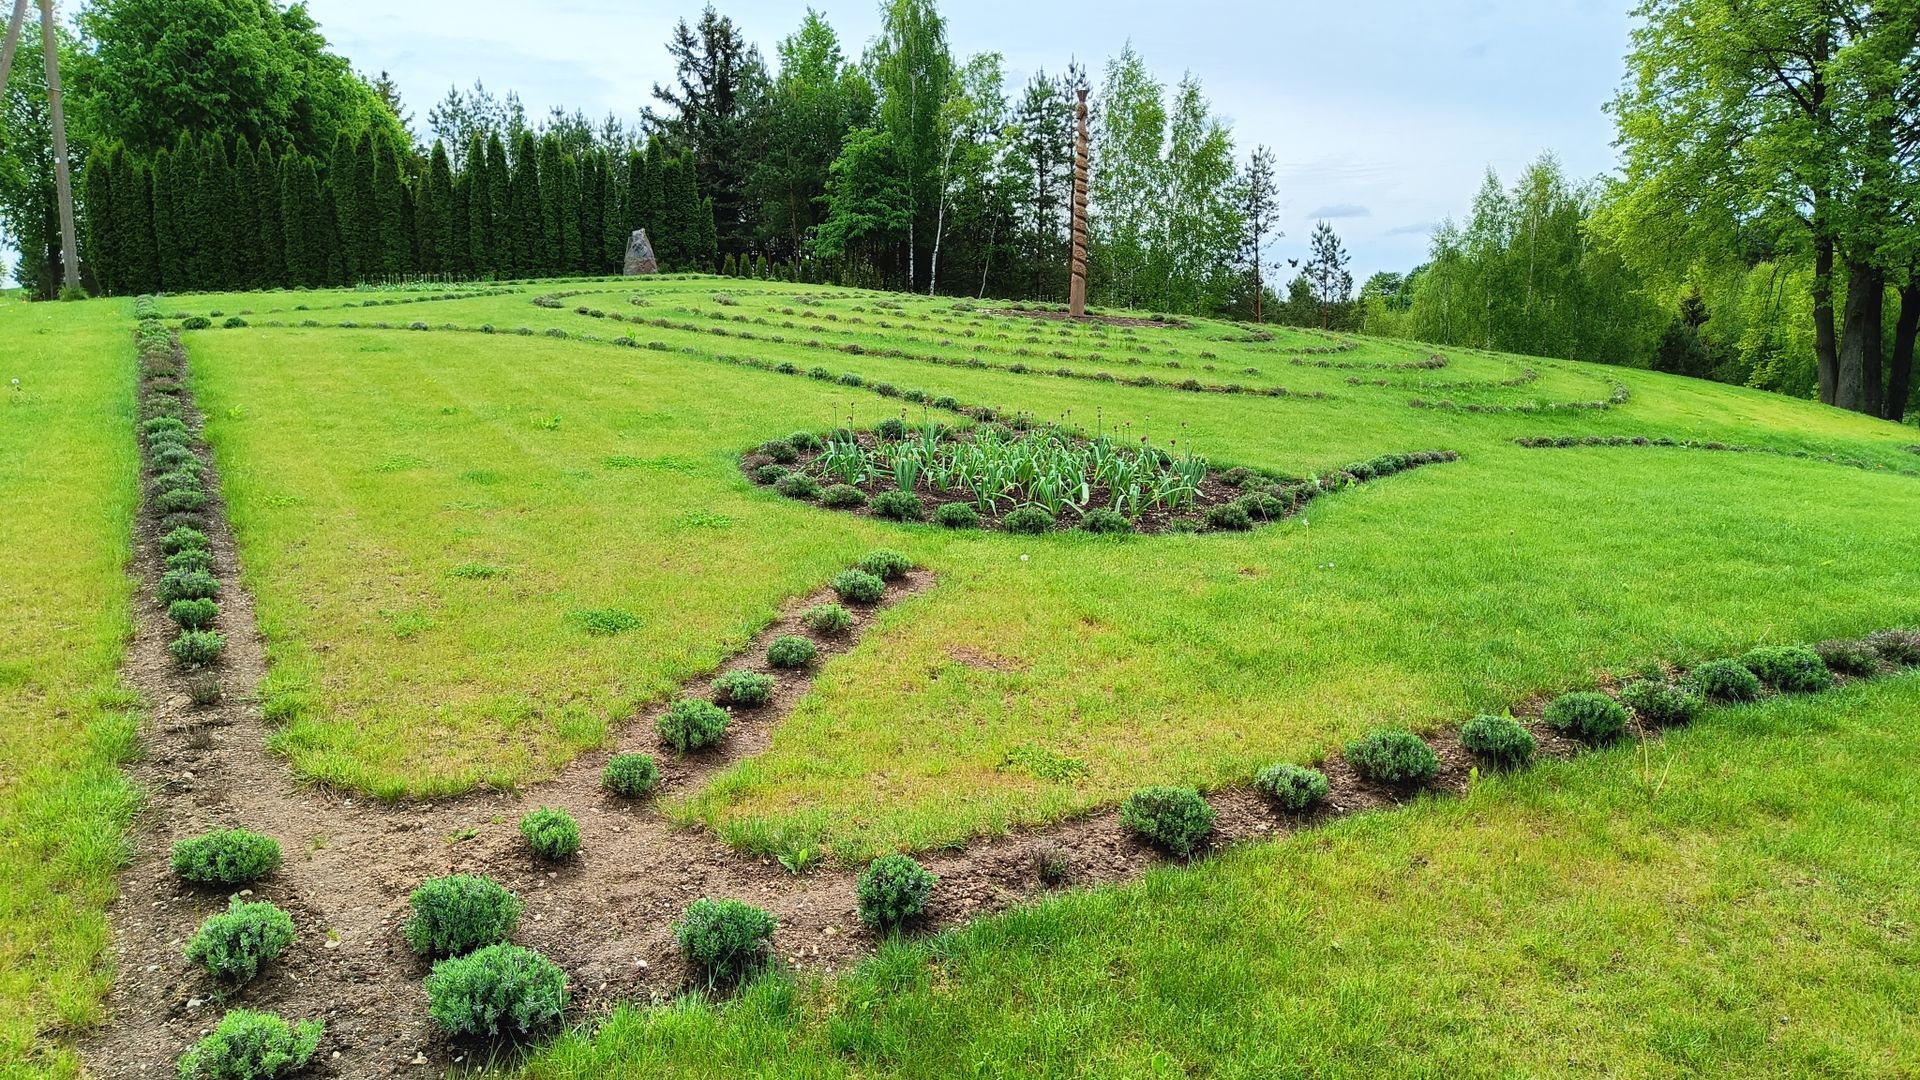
[1887, 280, 1918, 423]
[1836, 260, 1883, 414]
[1814, 234, 1840, 403]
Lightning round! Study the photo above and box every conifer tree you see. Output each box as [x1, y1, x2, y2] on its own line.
[83, 150, 117, 294]
[579, 151, 605, 272]
[419, 140, 455, 275]
[450, 169, 472, 278]
[152, 147, 184, 290]
[511, 130, 542, 274]
[281, 154, 328, 287]
[231, 138, 263, 289]
[374, 138, 410, 278]
[352, 132, 382, 281]
[329, 135, 362, 282]
[202, 135, 236, 288]
[485, 133, 512, 274]
[463, 133, 489, 274]
[538, 136, 566, 270]
[254, 140, 285, 289]
[641, 137, 668, 248]
[116, 151, 159, 294]
[558, 153, 583, 271]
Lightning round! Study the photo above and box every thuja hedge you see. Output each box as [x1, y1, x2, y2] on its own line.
[1514, 432, 1920, 479]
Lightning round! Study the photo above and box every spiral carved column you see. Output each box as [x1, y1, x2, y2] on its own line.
[1069, 86, 1089, 318]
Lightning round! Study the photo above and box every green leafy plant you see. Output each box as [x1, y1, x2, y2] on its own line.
[1689, 659, 1761, 701]
[855, 854, 937, 929]
[1080, 508, 1132, 534]
[169, 630, 227, 667]
[1741, 645, 1833, 693]
[933, 502, 980, 528]
[183, 899, 296, 982]
[602, 753, 661, 797]
[424, 943, 567, 1037]
[820, 483, 867, 508]
[832, 568, 886, 604]
[1542, 691, 1630, 742]
[872, 490, 924, 520]
[518, 807, 581, 860]
[767, 635, 818, 669]
[1345, 729, 1442, 785]
[859, 549, 912, 580]
[673, 898, 776, 986]
[713, 670, 775, 706]
[1459, 714, 1537, 767]
[1251, 763, 1329, 809]
[775, 472, 820, 500]
[801, 603, 853, 634]
[181, 315, 213, 330]
[567, 607, 641, 636]
[404, 874, 523, 957]
[752, 463, 789, 485]
[1619, 679, 1704, 727]
[1002, 505, 1055, 534]
[156, 487, 208, 514]
[1119, 786, 1216, 857]
[658, 698, 730, 751]
[171, 828, 281, 886]
[176, 1009, 322, 1080]
[168, 597, 218, 630]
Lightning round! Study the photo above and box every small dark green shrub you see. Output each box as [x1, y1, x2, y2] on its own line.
[788, 431, 823, 451]
[674, 898, 776, 985]
[151, 445, 199, 472]
[713, 670, 774, 706]
[404, 874, 523, 957]
[762, 439, 799, 463]
[775, 473, 820, 500]
[159, 527, 210, 557]
[157, 487, 208, 514]
[1459, 714, 1536, 767]
[159, 568, 219, 605]
[1002, 505, 1055, 534]
[1205, 500, 1253, 531]
[855, 854, 936, 929]
[767, 635, 817, 669]
[1815, 639, 1880, 676]
[144, 416, 188, 437]
[932, 502, 979, 528]
[169, 630, 227, 667]
[1252, 763, 1330, 810]
[1542, 691, 1629, 743]
[875, 417, 907, 440]
[801, 603, 853, 634]
[184, 899, 296, 982]
[658, 698, 730, 750]
[832, 568, 886, 603]
[1345, 729, 1441, 785]
[1032, 842, 1071, 885]
[1867, 628, 1920, 665]
[188, 674, 223, 706]
[1120, 786, 1215, 856]
[181, 315, 213, 330]
[222, 316, 249, 329]
[1080, 508, 1132, 534]
[168, 597, 218, 630]
[425, 943, 567, 1037]
[155, 466, 202, 491]
[518, 807, 581, 860]
[752, 463, 788, 485]
[171, 828, 281, 885]
[859, 549, 911, 580]
[165, 547, 215, 573]
[1741, 645, 1833, 693]
[1689, 659, 1761, 701]
[820, 483, 866, 508]
[176, 1009, 322, 1080]
[601, 753, 660, 798]
[871, 490, 924, 520]
[1619, 679, 1704, 727]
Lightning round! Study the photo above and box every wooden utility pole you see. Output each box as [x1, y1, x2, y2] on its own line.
[0, 0, 28, 93]
[40, 0, 81, 292]
[1068, 86, 1089, 318]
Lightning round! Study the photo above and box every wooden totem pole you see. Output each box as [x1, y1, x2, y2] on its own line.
[0, 0, 82, 293]
[1068, 86, 1089, 318]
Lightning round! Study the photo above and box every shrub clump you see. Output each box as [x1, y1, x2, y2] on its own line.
[1002, 505, 1055, 534]
[184, 899, 296, 982]
[176, 1009, 322, 1080]
[1619, 679, 1704, 727]
[713, 670, 774, 706]
[169, 630, 227, 667]
[932, 502, 979, 528]
[168, 597, 219, 630]
[1459, 714, 1536, 767]
[171, 828, 281, 886]
[1252, 763, 1330, 810]
[1866, 628, 1920, 666]
[159, 568, 220, 604]
[156, 487, 208, 513]
[1741, 645, 1834, 693]
[1815, 638, 1880, 676]
[859, 549, 912, 581]
[404, 874, 523, 957]
[518, 807, 581, 860]
[1689, 659, 1761, 701]
[1204, 500, 1253, 531]
[1542, 691, 1629, 743]
[1080, 508, 1132, 534]
[658, 698, 730, 751]
[601, 753, 660, 798]
[181, 315, 213, 330]
[425, 943, 567, 1037]
[820, 483, 867, 508]
[832, 568, 886, 604]
[160, 526, 210, 554]
[752, 463, 788, 485]
[871, 490, 924, 521]
[855, 854, 937, 929]
[1345, 729, 1441, 785]
[774, 472, 820, 500]
[767, 634, 818, 669]
[165, 547, 216, 573]
[674, 898, 777, 985]
[801, 603, 853, 634]
[1119, 786, 1216, 857]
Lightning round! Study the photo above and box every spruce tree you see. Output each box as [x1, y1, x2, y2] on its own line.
[255, 141, 286, 289]
[419, 140, 454, 276]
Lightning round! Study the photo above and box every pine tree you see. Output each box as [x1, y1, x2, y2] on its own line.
[485, 133, 512, 275]
[511, 130, 542, 275]
[83, 149, 117, 294]
[419, 140, 455, 275]
[255, 140, 286, 289]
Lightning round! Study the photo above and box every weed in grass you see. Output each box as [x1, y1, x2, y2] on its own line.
[1000, 743, 1090, 782]
[567, 607, 642, 636]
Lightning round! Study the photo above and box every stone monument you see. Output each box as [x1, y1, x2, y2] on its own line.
[1069, 87, 1090, 318]
[623, 229, 658, 275]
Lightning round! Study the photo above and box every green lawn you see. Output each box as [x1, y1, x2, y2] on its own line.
[0, 297, 141, 1078]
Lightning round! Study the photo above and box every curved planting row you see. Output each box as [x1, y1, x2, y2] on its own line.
[1515, 433, 1920, 479]
[1410, 380, 1631, 413]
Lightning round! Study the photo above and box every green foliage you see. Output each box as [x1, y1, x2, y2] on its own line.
[858, 549, 912, 581]
[832, 568, 886, 604]
[767, 635, 818, 669]
[184, 899, 295, 982]
[157, 487, 209, 514]
[1119, 786, 1216, 857]
[176, 1009, 322, 1080]
[602, 754, 662, 798]
[1002, 505, 1055, 534]
[1080, 508, 1132, 534]
[820, 483, 867, 508]
[425, 943, 568, 1037]
[1867, 629, 1920, 666]
[1542, 691, 1630, 743]
[1814, 639, 1880, 677]
[519, 807, 582, 860]
[855, 854, 937, 928]
[568, 607, 642, 636]
[181, 316, 213, 330]
[1252, 763, 1330, 810]
[753, 463, 789, 485]
[775, 472, 821, 499]
[1345, 729, 1441, 785]
[1742, 646, 1834, 694]
[871, 490, 924, 520]
[659, 698, 730, 751]
[164, 546, 215, 573]
[1459, 714, 1537, 767]
[673, 898, 777, 985]
[171, 828, 281, 886]
[1619, 679, 1704, 727]
[404, 875, 523, 957]
[801, 604, 854, 634]
[168, 597, 218, 630]
[169, 629, 227, 667]
[1204, 500, 1253, 531]
[933, 501, 980, 528]
[713, 670, 775, 706]
[1689, 659, 1761, 701]
[159, 568, 219, 604]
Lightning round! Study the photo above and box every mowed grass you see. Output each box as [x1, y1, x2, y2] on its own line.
[182, 280, 1920, 856]
[519, 675, 1920, 1078]
[0, 297, 141, 1078]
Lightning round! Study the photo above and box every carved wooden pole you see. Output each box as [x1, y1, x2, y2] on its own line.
[0, 0, 29, 94]
[1068, 86, 1089, 318]
[40, 0, 81, 292]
